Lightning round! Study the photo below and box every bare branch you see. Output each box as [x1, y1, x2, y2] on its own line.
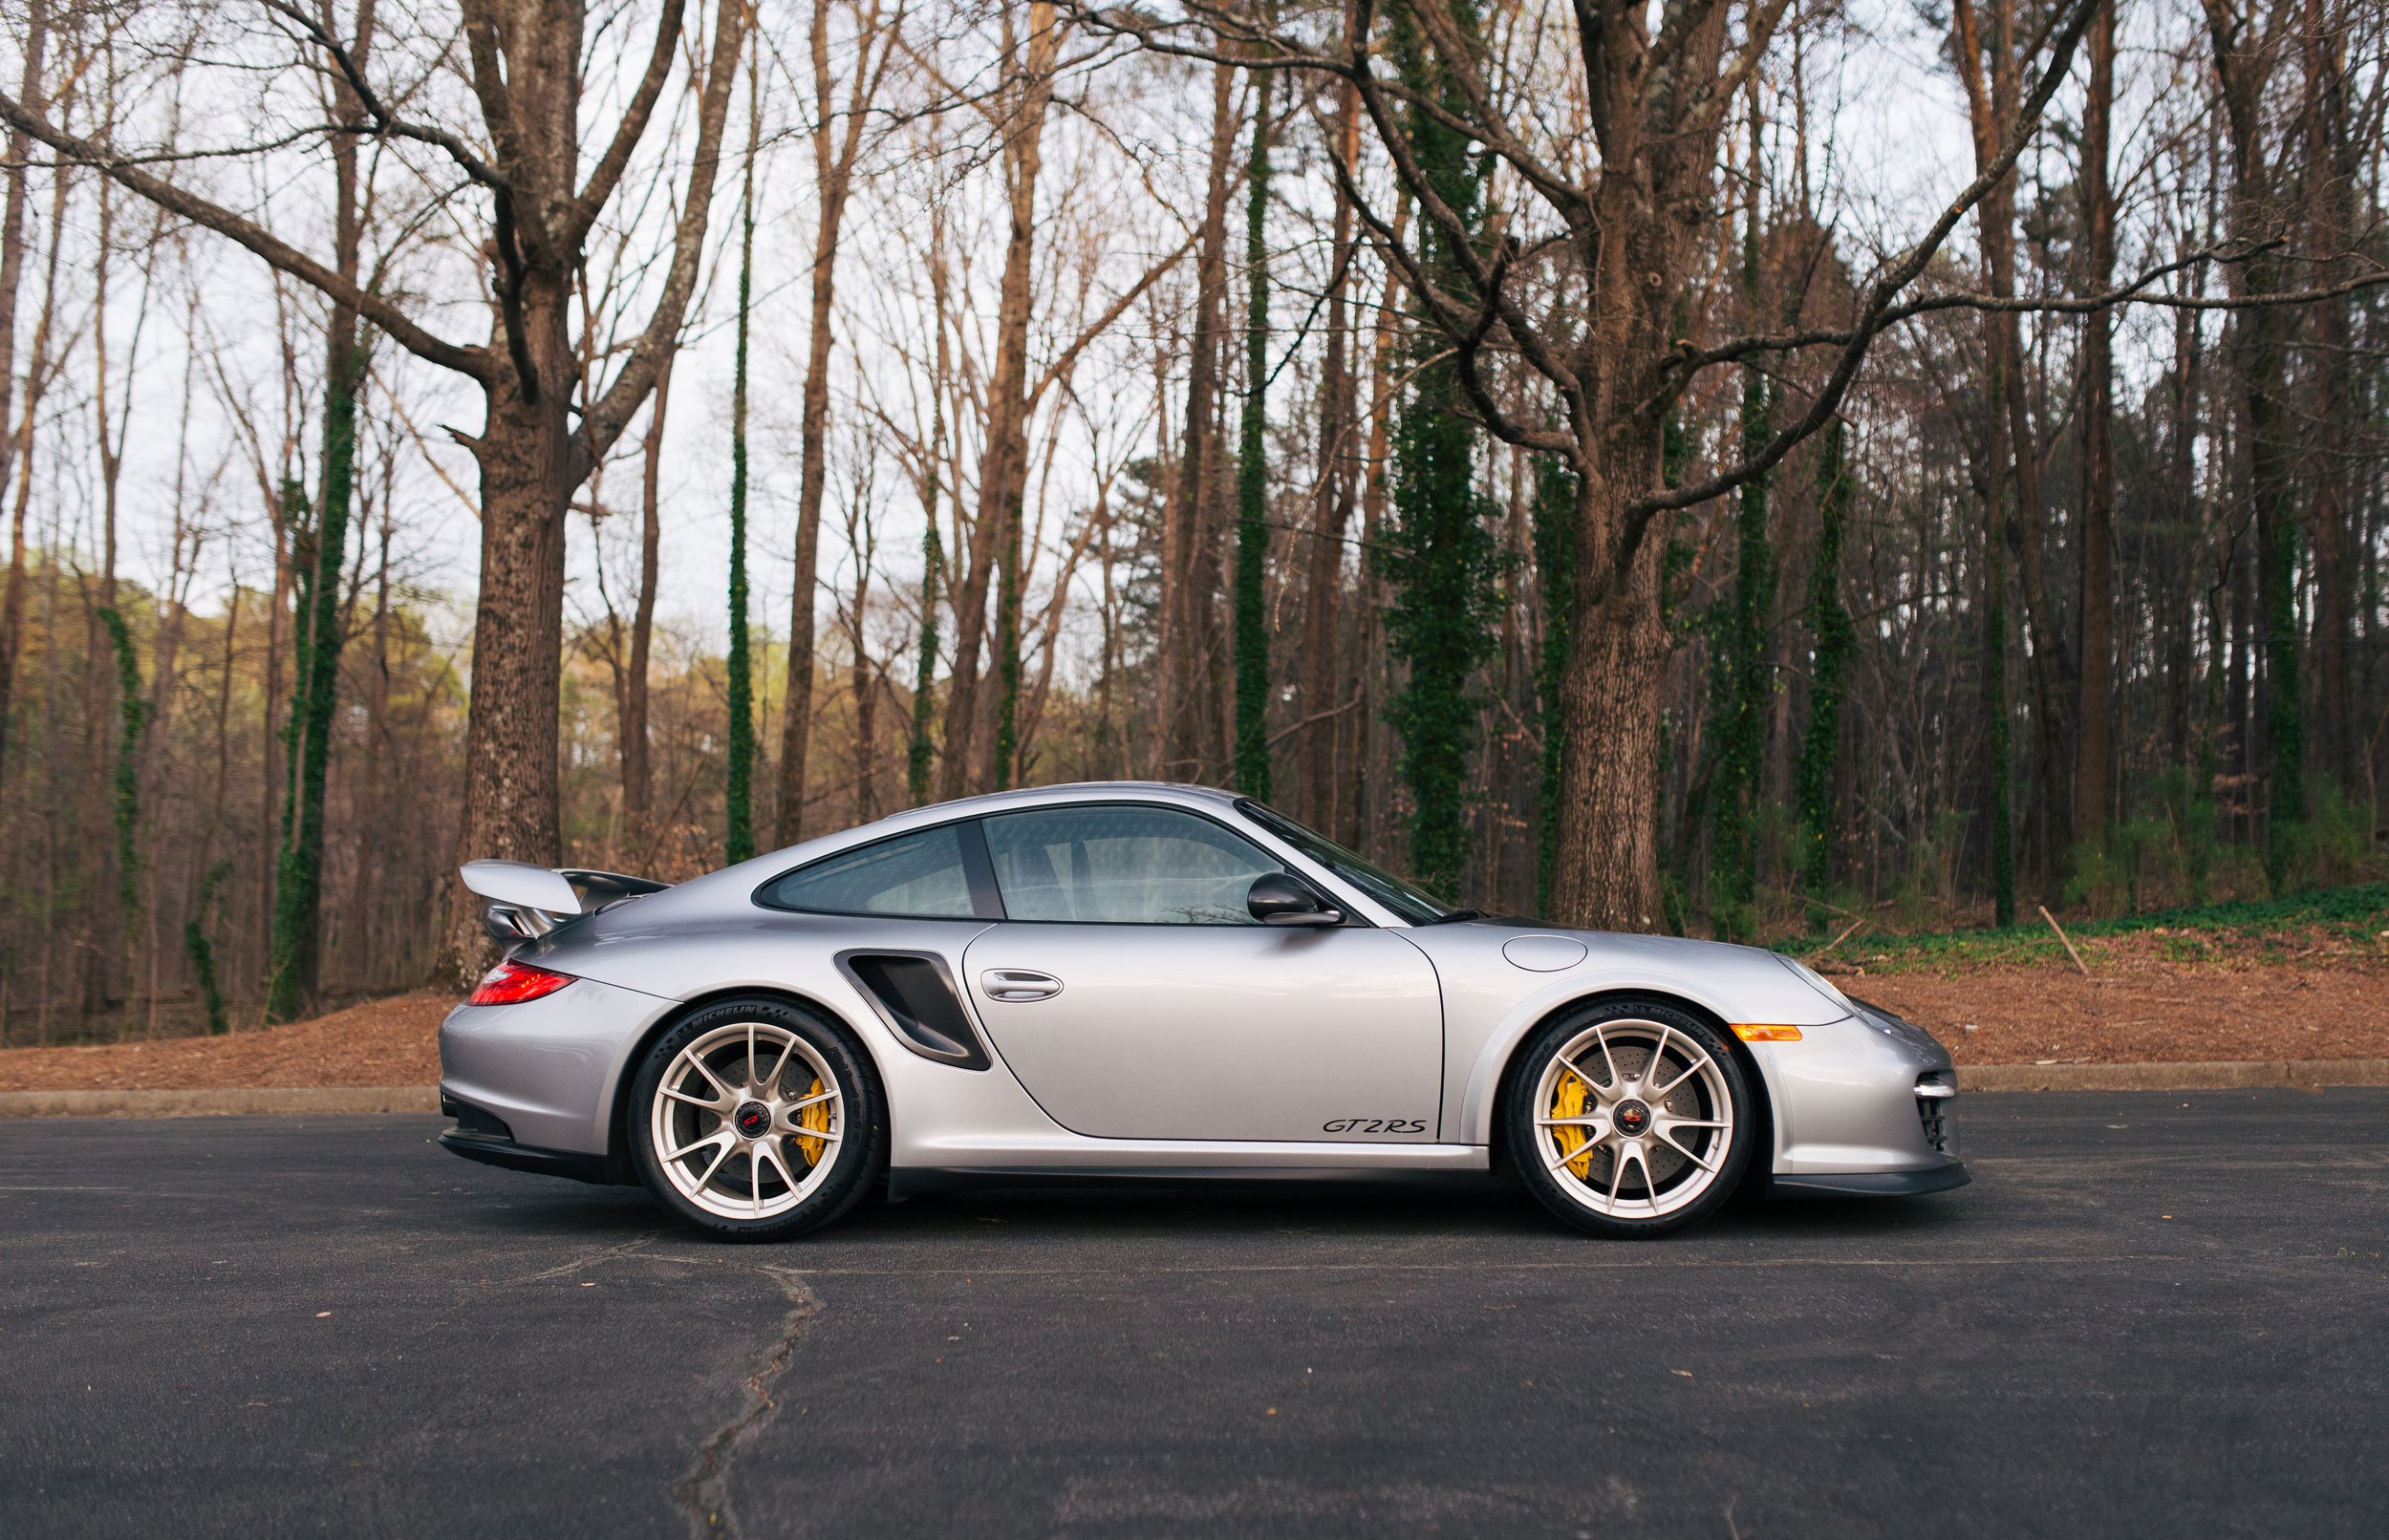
[1616, 0, 2104, 553]
[561, 0, 689, 249]
[0, 83, 486, 379]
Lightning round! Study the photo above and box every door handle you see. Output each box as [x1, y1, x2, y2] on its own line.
[981, 969, 1064, 1002]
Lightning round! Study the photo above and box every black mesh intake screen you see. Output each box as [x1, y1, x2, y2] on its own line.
[836, 952, 992, 1071]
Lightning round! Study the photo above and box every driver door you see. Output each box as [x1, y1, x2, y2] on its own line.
[959, 803, 1443, 1143]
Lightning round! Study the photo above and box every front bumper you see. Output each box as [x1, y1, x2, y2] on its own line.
[1748, 997, 1972, 1195]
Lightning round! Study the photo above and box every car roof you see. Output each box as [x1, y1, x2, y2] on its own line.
[727, 781, 1247, 879]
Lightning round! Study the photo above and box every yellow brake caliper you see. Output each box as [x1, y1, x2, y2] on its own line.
[1551, 1064, 1595, 1179]
[795, 1077, 831, 1166]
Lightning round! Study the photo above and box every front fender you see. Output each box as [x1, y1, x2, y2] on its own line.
[1400, 927, 1849, 1155]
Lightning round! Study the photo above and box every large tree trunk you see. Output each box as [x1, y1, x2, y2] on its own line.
[441, 285, 578, 974]
[1552, 482, 1672, 932]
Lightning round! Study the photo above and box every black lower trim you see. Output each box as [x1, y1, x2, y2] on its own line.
[1769, 1163, 1971, 1198]
[439, 1130, 612, 1185]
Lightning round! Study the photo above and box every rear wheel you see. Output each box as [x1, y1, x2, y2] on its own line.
[1506, 1000, 1751, 1238]
[629, 997, 884, 1241]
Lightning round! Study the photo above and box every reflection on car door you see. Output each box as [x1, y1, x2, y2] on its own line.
[959, 804, 1444, 1142]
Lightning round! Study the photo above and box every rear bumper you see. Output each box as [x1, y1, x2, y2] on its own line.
[1769, 1161, 1970, 1198]
[437, 1090, 615, 1185]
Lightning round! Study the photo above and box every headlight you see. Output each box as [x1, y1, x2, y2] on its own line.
[1777, 954, 1854, 1014]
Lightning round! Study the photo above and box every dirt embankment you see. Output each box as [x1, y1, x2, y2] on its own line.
[1855, 961, 2389, 1065]
[0, 994, 454, 1092]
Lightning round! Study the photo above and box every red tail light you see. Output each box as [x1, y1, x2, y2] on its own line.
[467, 959, 575, 1006]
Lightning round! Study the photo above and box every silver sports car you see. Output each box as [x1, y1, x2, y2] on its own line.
[438, 781, 1966, 1239]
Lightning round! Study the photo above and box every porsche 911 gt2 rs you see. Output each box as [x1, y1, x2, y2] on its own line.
[438, 781, 1966, 1239]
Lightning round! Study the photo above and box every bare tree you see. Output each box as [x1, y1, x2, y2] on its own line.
[3, 0, 752, 979]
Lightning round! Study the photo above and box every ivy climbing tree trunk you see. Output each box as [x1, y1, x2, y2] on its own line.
[724, 69, 759, 866]
[1380, 0, 1496, 900]
[266, 360, 356, 1021]
[267, 10, 372, 1021]
[1232, 62, 1272, 799]
[1710, 142, 1773, 944]
[909, 215, 952, 806]
[1530, 458, 1576, 918]
[1796, 419, 1856, 928]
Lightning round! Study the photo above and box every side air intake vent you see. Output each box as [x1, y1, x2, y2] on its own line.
[834, 952, 993, 1071]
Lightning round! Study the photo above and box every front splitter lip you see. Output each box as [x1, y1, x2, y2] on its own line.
[1768, 1162, 1971, 1198]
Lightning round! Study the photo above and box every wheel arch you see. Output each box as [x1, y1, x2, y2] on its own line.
[1485, 987, 1776, 1197]
[601, 983, 891, 1184]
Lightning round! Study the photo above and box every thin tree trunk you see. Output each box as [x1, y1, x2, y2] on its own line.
[2303, 0, 2357, 792]
[2075, 0, 2117, 851]
[1231, 63, 1272, 798]
[907, 212, 951, 806]
[1302, 74, 1359, 828]
[776, 0, 891, 842]
[727, 60, 759, 862]
[938, 0, 1058, 800]
[0, 53, 60, 795]
[622, 357, 669, 835]
[1161, 57, 1236, 783]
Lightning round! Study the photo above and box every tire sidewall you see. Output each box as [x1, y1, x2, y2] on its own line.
[628, 996, 886, 1241]
[1504, 998, 1753, 1239]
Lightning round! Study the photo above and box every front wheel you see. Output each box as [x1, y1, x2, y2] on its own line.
[628, 997, 885, 1241]
[1505, 1000, 1752, 1239]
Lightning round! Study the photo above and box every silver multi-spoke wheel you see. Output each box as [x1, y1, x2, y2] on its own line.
[1531, 1017, 1735, 1221]
[648, 1020, 844, 1222]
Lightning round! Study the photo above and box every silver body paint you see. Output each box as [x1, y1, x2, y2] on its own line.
[438, 782, 1961, 1188]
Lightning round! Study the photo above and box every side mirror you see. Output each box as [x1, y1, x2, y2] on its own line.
[1247, 872, 1344, 928]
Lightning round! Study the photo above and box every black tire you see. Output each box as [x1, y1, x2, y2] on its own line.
[1503, 997, 1753, 1239]
[627, 996, 886, 1242]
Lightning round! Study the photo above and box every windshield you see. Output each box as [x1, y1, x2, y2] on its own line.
[1237, 801, 1455, 925]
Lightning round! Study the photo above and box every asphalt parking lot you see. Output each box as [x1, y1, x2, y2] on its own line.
[4, 1089, 2384, 1539]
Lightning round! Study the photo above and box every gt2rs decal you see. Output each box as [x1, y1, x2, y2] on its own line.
[1321, 1118, 1429, 1135]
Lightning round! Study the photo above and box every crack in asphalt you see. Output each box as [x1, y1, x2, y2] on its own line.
[662, 1254, 820, 1539]
[498, 1234, 823, 1537]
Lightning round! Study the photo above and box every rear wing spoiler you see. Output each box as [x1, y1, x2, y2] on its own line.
[461, 861, 671, 948]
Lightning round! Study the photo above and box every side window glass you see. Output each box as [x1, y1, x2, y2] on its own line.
[982, 805, 1279, 925]
[759, 825, 978, 917]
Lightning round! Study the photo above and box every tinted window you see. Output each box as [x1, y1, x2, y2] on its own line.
[1238, 800, 1453, 924]
[982, 805, 1278, 925]
[760, 825, 978, 917]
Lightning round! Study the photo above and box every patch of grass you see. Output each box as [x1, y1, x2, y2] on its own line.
[1776, 881, 2389, 974]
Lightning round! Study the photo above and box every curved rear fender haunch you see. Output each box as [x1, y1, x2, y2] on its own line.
[1486, 988, 1776, 1198]
[600, 985, 893, 1185]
